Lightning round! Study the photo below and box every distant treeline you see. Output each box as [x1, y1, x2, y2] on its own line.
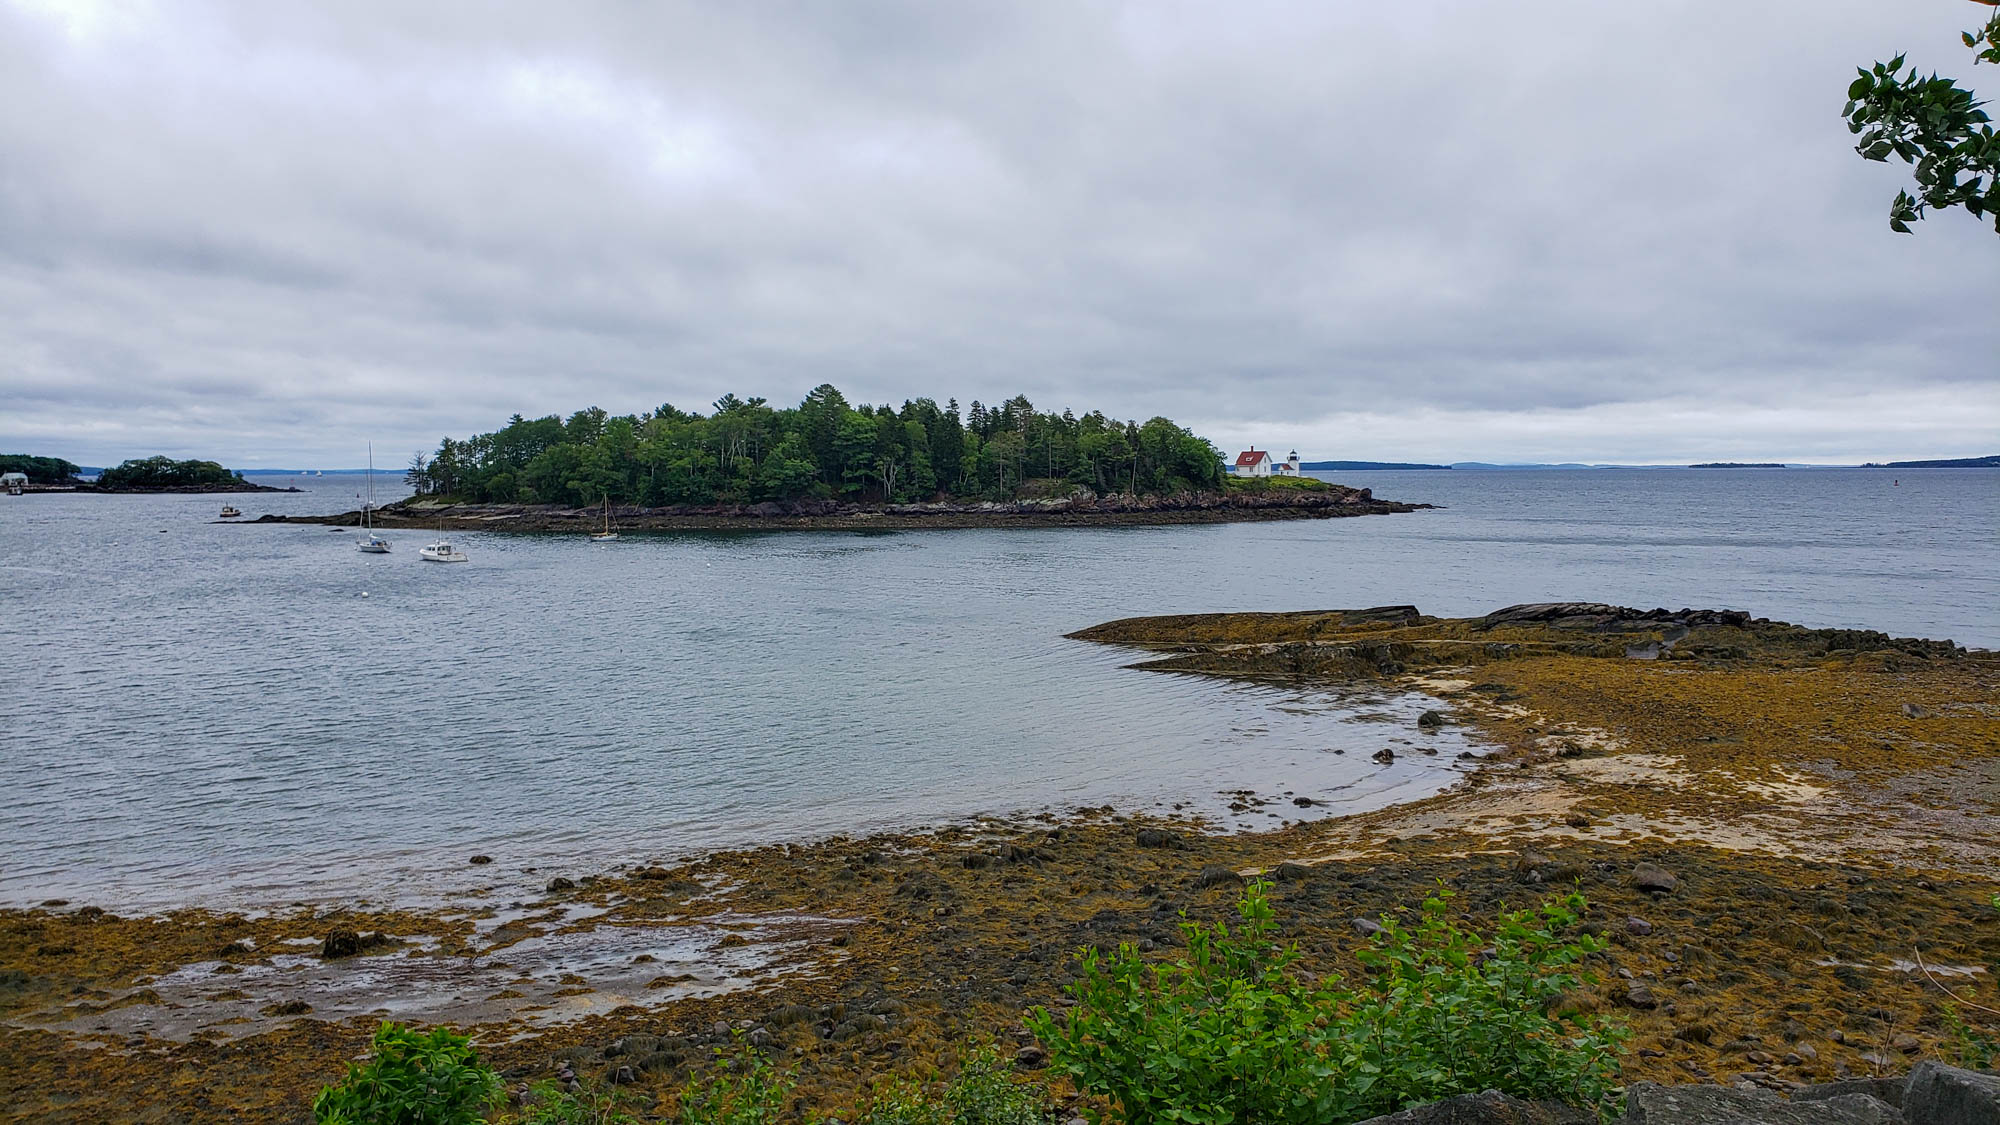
[1873, 454, 2000, 469]
[407, 386, 1224, 506]
[97, 456, 242, 489]
[0, 454, 82, 483]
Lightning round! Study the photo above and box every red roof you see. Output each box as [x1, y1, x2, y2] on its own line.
[1233, 449, 1271, 467]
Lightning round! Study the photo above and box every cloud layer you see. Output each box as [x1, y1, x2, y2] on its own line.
[2, 0, 1996, 466]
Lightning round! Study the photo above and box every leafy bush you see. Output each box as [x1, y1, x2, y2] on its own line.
[1027, 882, 1625, 1125]
[519, 1080, 639, 1125]
[859, 1045, 1051, 1125]
[313, 1021, 501, 1125]
[676, 1041, 793, 1125]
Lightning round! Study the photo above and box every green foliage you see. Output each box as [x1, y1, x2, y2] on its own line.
[1942, 1003, 1999, 1070]
[1224, 474, 1331, 493]
[1027, 883, 1626, 1125]
[514, 1080, 639, 1125]
[675, 1041, 793, 1125]
[1843, 4, 2000, 234]
[312, 1022, 501, 1125]
[859, 1045, 1051, 1125]
[408, 387, 1224, 507]
[96, 455, 240, 489]
[0, 454, 81, 483]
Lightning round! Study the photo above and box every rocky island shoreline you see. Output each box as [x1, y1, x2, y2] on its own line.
[251, 482, 1428, 532]
[4, 604, 1997, 1122]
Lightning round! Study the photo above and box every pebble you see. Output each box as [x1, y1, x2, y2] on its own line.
[1626, 916, 1653, 936]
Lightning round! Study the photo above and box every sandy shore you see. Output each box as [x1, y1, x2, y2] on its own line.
[4, 604, 1997, 1122]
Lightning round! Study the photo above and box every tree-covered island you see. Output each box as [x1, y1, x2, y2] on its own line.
[330, 385, 1427, 531]
[405, 385, 1228, 506]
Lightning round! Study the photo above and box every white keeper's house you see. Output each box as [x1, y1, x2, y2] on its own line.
[1230, 449, 1302, 477]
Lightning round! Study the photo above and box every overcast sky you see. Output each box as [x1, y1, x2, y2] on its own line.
[3, 0, 1996, 468]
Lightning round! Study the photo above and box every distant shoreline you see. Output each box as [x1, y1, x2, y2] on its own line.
[253, 486, 1430, 532]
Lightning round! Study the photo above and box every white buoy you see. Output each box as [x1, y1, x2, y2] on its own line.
[361, 591, 369, 598]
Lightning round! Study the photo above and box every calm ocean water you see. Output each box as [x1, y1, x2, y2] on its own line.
[0, 468, 1992, 910]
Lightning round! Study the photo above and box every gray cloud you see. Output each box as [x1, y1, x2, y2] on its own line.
[1, 0, 1995, 467]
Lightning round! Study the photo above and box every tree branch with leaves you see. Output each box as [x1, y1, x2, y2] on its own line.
[1843, 2, 2000, 234]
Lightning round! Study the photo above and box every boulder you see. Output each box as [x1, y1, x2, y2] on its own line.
[1134, 828, 1186, 849]
[320, 929, 364, 959]
[1626, 1082, 1899, 1124]
[1795, 1078, 1904, 1109]
[1349, 1089, 1594, 1125]
[1374, 748, 1397, 764]
[1196, 865, 1241, 888]
[1633, 862, 1680, 894]
[1904, 1060, 2000, 1125]
[1627, 916, 1654, 936]
[1418, 710, 1446, 730]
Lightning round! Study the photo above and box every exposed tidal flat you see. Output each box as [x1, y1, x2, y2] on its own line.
[4, 603, 1999, 1121]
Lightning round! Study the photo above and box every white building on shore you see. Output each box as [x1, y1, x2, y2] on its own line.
[1230, 449, 1303, 478]
[1230, 449, 1274, 477]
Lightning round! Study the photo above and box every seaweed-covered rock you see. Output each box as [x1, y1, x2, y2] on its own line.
[1350, 1089, 1594, 1125]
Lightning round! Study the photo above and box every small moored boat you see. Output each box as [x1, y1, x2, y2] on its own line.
[590, 495, 619, 542]
[219, 506, 242, 518]
[419, 539, 467, 563]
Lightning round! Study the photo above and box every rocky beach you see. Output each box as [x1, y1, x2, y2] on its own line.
[249, 483, 1426, 533]
[4, 603, 1997, 1121]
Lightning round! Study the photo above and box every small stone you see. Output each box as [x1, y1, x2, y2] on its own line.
[469, 855, 493, 865]
[1891, 1032, 1921, 1053]
[1292, 796, 1317, 807]
[1794, 1042, 1819, 1061]
[1351, 916, 1385, 936]
[1273, 861, 1312, 881]
[1134, 828, 1184, 849]
[1632, 862, 1679, 894]
[1627, 916, 1654, 936]
[610, 1065, 636, 1085]
[1747, 1049, 1776, 1065]
[320, 929, 364, 959]
[1622, 984, 1660, 1010]
[546, 877, 575, 892]
[1902, 703, 1934, 719]
[1372, 748, 1396, 764]
[1014, 1045, 1048, 1070]
[1417, 710, 1445, 730]
[1564, 811, 1592, 828]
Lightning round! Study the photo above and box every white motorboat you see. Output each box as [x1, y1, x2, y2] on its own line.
[419, 539, 467, 563]
[356, 444, 390, 554]
[219, 505, 242, 518]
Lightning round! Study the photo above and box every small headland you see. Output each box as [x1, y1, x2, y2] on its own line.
[253, 482, 1429, 533]
[4, 604, 1997, 1121]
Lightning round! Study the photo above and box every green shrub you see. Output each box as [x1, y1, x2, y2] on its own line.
[860, 1045, 1051, 1125]
[518, 1080, 640, 1125]
[1027, 883, 1625, 1125]
[676, 1040, 793, 1125]
[312, 1021, 501, 1125]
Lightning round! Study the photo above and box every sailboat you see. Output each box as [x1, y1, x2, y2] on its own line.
[590, 495, 619, 542]
[357, 443, 391, 553]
